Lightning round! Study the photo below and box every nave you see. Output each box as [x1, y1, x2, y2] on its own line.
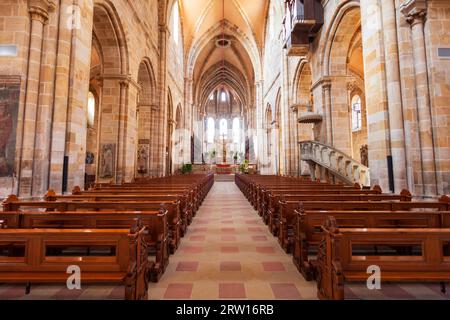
[1, 179, 448, 300]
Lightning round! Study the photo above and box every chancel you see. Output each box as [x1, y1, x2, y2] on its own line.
[0, 0, 449, 301]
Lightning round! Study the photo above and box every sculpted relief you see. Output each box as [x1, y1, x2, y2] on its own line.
[0, 77, 20, 178]
[99, 143, 115, 179]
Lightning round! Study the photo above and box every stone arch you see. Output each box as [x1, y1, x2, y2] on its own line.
[93, 1, 130, 183]
[92, 1, 129, 76]
[136, 58, 157, 177]
[319, 1, 363, 156]
[187, 20, 261, 82]
[321, 0, 361, 77]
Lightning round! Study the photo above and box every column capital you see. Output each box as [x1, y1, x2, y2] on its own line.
[311, 76, 332, 91]
[28, 0, 56, 23]
[400, 0, 427, 26]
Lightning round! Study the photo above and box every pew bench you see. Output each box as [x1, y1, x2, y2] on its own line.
[0, 210, 169, 282]
[293, 210, 449, 280]
[2, 197, 182, 254]
[0, 224, 149, 300]
[316, 217, 450, 300]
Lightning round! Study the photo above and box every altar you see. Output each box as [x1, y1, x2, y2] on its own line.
[215, 164, 238, 174]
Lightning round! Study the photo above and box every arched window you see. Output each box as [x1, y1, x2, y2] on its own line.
[351, 95, 362, 132]
[220, 91, 227, 102]
[87, 91, 96, 128]
[219, 119, 228, 138]
[207, 117, 215, 143]
[172, 2, 180, 46]
[232, 118, 240, 144]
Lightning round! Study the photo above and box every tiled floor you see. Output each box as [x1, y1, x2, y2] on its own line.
[1, 181, 449, 300]
[148, 181, 318, 300]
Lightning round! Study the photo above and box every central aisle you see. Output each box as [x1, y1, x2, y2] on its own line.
[149, 181, 317, 300]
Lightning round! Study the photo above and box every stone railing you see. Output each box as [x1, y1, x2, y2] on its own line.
[299, 140, 370, 186]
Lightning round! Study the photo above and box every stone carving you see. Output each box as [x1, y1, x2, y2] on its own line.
[360, 144, 369, 167]
[99, 144, 115, 179]
[137, 144, 149, 174]
[85, 151, 94, 165]
[0, 79, 19, 178]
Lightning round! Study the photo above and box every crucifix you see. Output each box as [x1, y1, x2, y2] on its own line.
[220, 133, 227, 164]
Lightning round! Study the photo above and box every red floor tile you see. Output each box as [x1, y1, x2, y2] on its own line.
[189, 235, 206, 241]
[181, 246, 203, 254]
[191, 227, 208, 233]
[220, 261, 241, 271]
[271, 283, 302, 299]
[256, 246, 276, 254]
[262, 262, 285, 272]
[222, 220, 234, 224]
[164, 284, 193, 299]
[245, 220, 259, 224]
[176, 262, 199, 272]
[219, 283, 246, 299]
[221, 227, 236, 233]
[221, 246, 239, 253]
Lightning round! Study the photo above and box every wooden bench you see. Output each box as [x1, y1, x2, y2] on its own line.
[0, 209, 169, 282]
[316, 217, 450, 300]
[293, 210, 449, 280]
[2, 196, 182, 254]
[277, 197, 450, 253]
[259, 185, 382, 218]
[0, 221, 149, 300]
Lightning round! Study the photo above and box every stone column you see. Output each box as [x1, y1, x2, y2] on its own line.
[158, 23, 168, 176]
[381, 0, 408, 191]
[401, 0, 437, 196]
[116, 79, 129, 183]
[18, 0, 54, 196]
[322, 79, 333, 145]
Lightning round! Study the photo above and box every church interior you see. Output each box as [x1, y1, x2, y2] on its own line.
[0, 0, 449, 301]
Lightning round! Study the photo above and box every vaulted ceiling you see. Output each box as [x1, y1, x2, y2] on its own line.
[180, 0, 270, 113]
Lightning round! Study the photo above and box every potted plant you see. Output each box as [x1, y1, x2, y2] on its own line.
[239, 159, 250, 174]
[210, 149, 217, 164]
[181, 163, 193, 174]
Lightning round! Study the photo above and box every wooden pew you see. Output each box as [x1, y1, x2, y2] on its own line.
[45, 190, 193, 233]
[259, 185, 382, 218]
[316, 217, 450, 300]
[2, 196, 182, 254]
[293, 210, 448, 280]
[0, 209, 169, 282]
[0, 222, 149, 300]
[275, 196, 449, 254]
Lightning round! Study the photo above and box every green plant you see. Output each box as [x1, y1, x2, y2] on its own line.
[181, 163, 193, 174]
[239, 159, 250, 174]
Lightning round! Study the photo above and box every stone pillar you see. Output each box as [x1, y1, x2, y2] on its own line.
[401, 0, 438, 196]
[322, 79, 333, 145]
[47, 0, 89, 193]
[116, 79, 129, 183]
[18, 0, 54, 196]
[158, 23, 168, 176]
[381, 0, 408, 191]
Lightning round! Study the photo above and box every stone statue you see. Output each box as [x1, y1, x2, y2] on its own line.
[0, 102, 13, 176]
[137, 145, 149, 174]
[100, 144, 115, 178]
[360, 144, 369, 167]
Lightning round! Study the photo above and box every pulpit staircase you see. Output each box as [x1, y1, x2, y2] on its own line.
[299, 140, 370, 187]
